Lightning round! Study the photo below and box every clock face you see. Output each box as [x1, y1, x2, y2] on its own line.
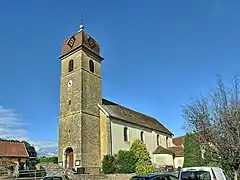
[68, 80, 73, 88]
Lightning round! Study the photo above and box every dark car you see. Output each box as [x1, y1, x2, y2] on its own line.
[130, 173, 178, 180]
[43, 175, 71, 180]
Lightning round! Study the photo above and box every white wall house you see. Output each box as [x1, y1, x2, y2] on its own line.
[99, 99, 184, 168]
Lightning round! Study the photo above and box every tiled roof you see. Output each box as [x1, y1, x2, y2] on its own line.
[168, 146, 184, 157]
[60, 30, 102, 59]
[172, 136, 185, 146]
[102, 99, 173, 136]
[0, 141, 29, 158]
[153, 146, 174, 155]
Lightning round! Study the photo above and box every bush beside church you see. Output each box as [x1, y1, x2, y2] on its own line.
[102, 139, 155, 175]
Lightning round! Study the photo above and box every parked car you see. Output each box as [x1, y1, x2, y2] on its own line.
[43, 175, 71, 180]
[178, 167, 230, 180]
[130, 172, 178, 180]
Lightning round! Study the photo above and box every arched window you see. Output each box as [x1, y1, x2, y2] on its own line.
[89, 60, 94, 73]
[140, 131, 144, 142]
[124, 127, 128, 141]
[68, 59, 74, 72]
[157, 134, 159, 146]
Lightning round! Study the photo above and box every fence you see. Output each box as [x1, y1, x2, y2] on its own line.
[0, 168, 71, 180]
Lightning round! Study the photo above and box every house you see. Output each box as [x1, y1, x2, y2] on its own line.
[172, 136, 184, 147]
[0, 141, 29, 165]
[171, 136, 185, 168]
[57, 24, 184, 174]
[99, 99, 176, 167]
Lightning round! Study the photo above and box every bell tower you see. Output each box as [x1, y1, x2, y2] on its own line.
[58, 24, 104, 174]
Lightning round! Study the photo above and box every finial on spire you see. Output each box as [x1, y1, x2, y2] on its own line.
[79, 24, 84, 31]
[78, 13, 84, 32]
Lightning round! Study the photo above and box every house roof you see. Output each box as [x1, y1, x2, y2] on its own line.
[153, 146, 184, 157]
[172, 136, 185, 146]
[101, 99, 173, 136]
[168, 146, 184, 157]
[0, 141, 29, 158]
[153, 146, 174, 155]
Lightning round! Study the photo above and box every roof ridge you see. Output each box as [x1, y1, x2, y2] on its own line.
[102, 98, 173, 135]
[0, 142, 24, 145]
[0, 140, 23, 143]
[173, 135, 185, 139]
[102, 98, 157, 120]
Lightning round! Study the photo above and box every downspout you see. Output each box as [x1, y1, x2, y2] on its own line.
[109, 118, 113, 156]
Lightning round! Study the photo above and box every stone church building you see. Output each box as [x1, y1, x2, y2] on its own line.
[57, 24, 184, 174]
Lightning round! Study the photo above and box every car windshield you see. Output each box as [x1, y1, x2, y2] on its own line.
[181, 171, 211, 180]
[43, 177, 63, 180]
[130, 177, 149, 180]
[53, 177, 63, 180]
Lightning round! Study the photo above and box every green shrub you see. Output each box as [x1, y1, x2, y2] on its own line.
[102, 155, 116, 174]
[117, 150, 136, 173]
[130, 139, 155, 175]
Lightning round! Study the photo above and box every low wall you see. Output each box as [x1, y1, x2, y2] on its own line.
[74, 173, 135, 180]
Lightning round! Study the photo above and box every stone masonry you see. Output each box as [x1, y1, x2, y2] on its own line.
[58, 29, 104, 174]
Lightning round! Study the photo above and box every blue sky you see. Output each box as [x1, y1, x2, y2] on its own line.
[0, 0, 240, 155]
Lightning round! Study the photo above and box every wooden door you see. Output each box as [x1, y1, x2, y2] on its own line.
[68, 152, 74, 169]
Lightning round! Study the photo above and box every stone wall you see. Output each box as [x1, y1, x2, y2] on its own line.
[74, 173, 135, 180]
[37, 163, 75, 179]
[37, 163, 135, 180]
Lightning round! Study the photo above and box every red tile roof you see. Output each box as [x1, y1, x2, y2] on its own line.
[172, 136, 185, 146]
[0, 141, 29, 158]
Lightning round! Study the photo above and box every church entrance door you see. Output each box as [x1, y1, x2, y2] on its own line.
[65, 147, 74, 169]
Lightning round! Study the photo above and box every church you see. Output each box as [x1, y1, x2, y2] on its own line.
[57, 24, 184, 174]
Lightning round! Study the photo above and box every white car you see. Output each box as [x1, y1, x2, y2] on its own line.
[179, 167, 230, 180]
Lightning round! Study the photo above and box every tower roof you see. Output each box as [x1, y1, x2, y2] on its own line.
[60, 28, 102, 59]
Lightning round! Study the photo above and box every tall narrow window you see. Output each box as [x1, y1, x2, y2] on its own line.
[140, 131, 144, 142]
[89, 60, 94, 73]
[124, 127, 128, 141]
[68, 59, 74, 72]
[157, 134, 159, 146]
[166, 137, 168, 148]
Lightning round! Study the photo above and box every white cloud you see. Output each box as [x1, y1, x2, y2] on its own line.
[0, 107, 27, 140]
[0, 106, 58, 157]
[31, 140, 58, 157]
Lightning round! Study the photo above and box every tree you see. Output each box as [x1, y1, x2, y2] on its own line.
[27, 146, 37, 157]
[102, 155, 116, 174]
[117, 150, 136, 173]
[130, 139, 155, 175]
[22, 141, 31, 149]
[183, 133, 203, 167]
[183, 76, 240, 180]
